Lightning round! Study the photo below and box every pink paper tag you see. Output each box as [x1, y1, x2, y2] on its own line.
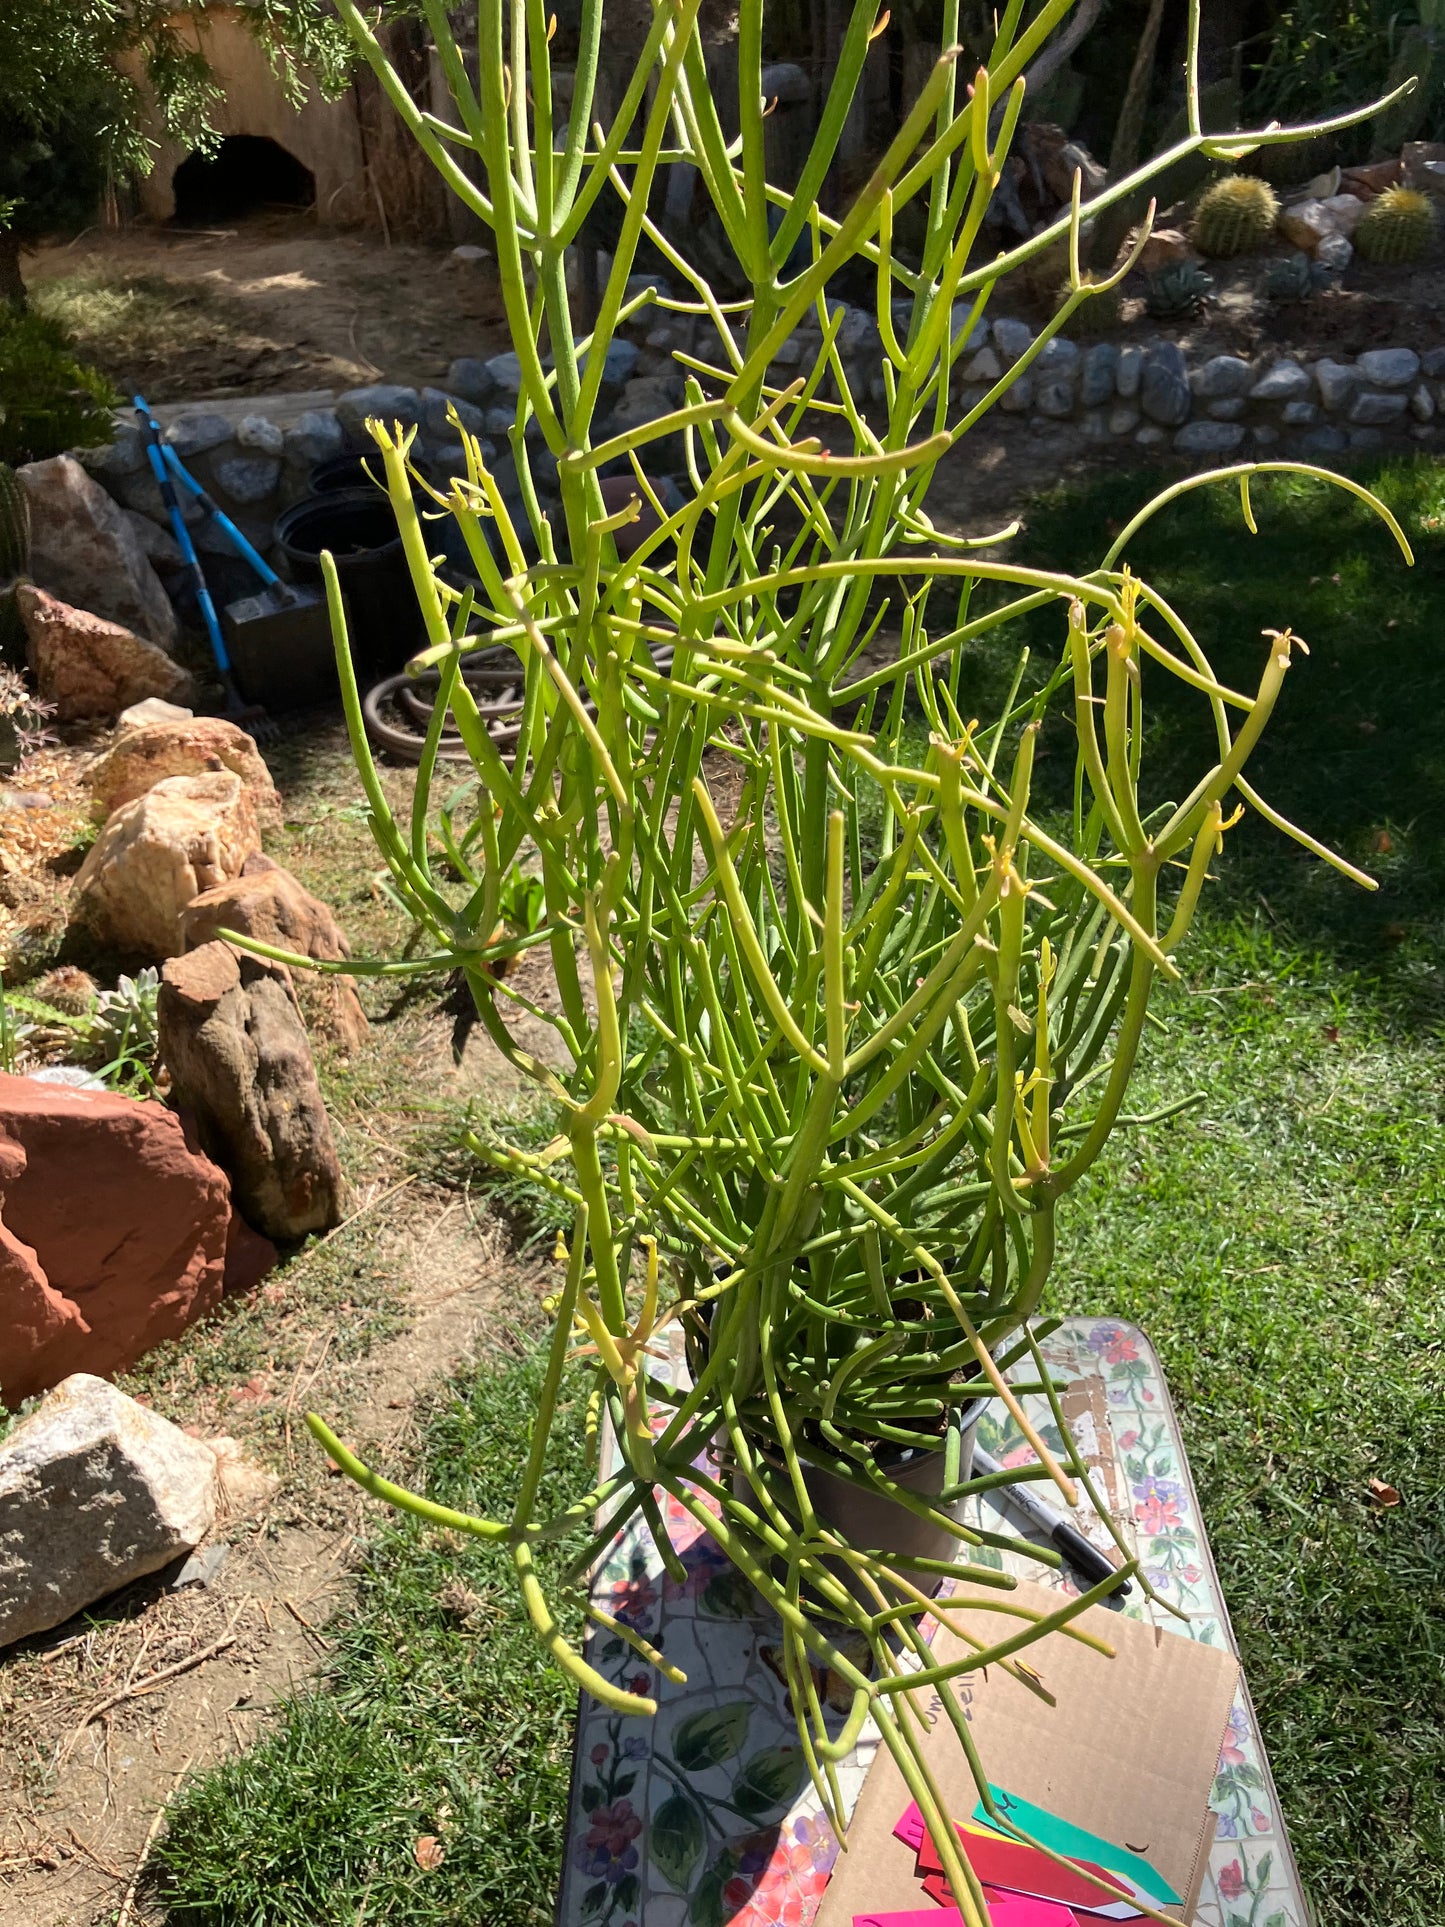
[854, 1900, 1078, 1927]
[853, 1912, 968, 1927]
[893, 1801, 928, 1852]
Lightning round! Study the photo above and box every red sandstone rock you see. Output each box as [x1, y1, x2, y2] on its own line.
[17, 583, 191, 722]
[0, 1075, 275, 1406]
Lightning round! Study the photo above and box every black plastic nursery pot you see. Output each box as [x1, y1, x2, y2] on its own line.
[273, 488, 425, 684]
[309, 451, 386, 493]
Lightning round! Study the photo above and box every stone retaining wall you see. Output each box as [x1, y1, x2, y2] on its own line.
[79, 292, 1442, 599]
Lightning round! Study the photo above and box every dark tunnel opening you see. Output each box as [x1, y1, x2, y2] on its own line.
[172, 135, 316, 224]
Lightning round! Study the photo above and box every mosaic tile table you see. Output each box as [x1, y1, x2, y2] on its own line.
[556, 1318, 1307, 1927]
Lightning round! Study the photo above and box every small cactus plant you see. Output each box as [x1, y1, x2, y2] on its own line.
[1145, 260, 1215, 319]
[1057, 275, 1123, 333]
[1355, 186, 1437, 264]
[0, 463, 31, 670]
[1192, 175, 1281, 257]
[1265, 251, 1322, 302]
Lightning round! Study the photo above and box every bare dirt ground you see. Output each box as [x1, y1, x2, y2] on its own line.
[24, 212, 513, 403]
[0, 715, 559, 1927]
[0, 1209, 550, 1927]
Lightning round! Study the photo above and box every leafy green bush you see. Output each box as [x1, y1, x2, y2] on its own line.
[0, 307, 117, 466]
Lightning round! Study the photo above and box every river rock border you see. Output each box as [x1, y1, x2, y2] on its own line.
[78, 287, 1444, 591]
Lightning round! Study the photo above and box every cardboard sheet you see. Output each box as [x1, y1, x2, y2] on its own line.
[814, 1580, 1240, 1927]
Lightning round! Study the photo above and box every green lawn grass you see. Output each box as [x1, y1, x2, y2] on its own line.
[153, 1342, 590, 1926]
[151, 458, 1445, 1925]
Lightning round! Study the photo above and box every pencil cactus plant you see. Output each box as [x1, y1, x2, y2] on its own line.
[272, 0, 1407, 1918]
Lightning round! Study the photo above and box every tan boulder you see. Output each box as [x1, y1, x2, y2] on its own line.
[1277, 198, 1336, 252]
[181, 854, 368, 1049]
[17, 455, 178, 649]
[88, 718, 282, 832]
[18, 584, 192, 723]
[70, 773, 262, 959]
[1134, 227, 1199, 274]
[158, 943, 344, 1242]
[118, 697, 195, 731]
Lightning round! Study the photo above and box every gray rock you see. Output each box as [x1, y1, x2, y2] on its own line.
[950, 309, 989, 353]
[445, 358, 496, 405]
[837, 307, 879, 356]
[1081, 343, 1119, 407]
[580, 338, 641, 385]
[760, 60, 813, 103]
[425, 443, 469, 482]
[484, 406, 517, 437]
[17, 456, 178, 650]
[1035, 337, 1079, 377]
[1207, 398, 1247, 421]
[1081, 408, 1112, 442]
[771, 336, 803, 369]
[1191, 354, 1253, 399]
[1314, 359, 1357, 411]
[1035, 378, 1075, 419]
[163, 414, 234, 459]
[1116, 345, 1145, 399]
[451, 243, 489, 263]
[235, 415, 284, 457]
[1347, 390, 1408, 425]
[1315, 232, 1353, 273]
[123, 510, 182, 569]
[1108, 406, 1141, 437]
[892, 299, 918, 344]
[1411, 422, 1438, 441]
[992, 317, 1033, 365]
[1281, 400, 1319, 426]
[336, 385, 421, 443]
[85, 428, 148, 482]
[1298, 424, 1349, 455]
[1421, 347, 1445, 379]
[282, 409, 344, 469]
[1141, 343, 1191, 427]
[211, 457, 281, 507]
[113, 469, 197, 526]
[0, 1374, 218, 1647]
[485, 352, 526, 395]
[998, 375, 1034, 413]
[1174, 420, 1246, 455]
[1348, 426, 1385, 450]
[1250, 361, 1312, 403]
[1411, 381, 1437, 422]
[171, 1542, 229, 1590]
[1250, 424, 1280, 448]
[645, 325, 676, 351]
[963, 346, 1002, 383]
[1356, 347, 1419, 390]
[867, 372, 890, 404]
[421, 388, 485, 441]
[1135, 424, 1167, 447]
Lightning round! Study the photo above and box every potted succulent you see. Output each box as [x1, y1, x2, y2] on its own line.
[260, 0, 1408, 1918]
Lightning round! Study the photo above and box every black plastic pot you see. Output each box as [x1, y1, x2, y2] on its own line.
[310, 452, 386, 494]
[273, 489, 424, 682]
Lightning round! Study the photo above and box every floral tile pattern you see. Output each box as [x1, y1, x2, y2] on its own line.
[556, 1321, 1306, 1927]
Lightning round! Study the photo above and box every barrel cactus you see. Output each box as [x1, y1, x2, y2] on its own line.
[1191, 175, 1280, 257]
[1355, 186, 1437, 264]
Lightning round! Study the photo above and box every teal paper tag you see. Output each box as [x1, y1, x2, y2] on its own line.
[973, 1785, 1182, 1906]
